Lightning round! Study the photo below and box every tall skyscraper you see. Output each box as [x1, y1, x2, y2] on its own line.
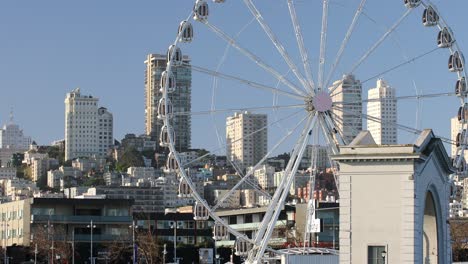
[144, 54, 192, 152]
[226, 112, 268, 170]
[331, 74, 363, 144]
[366, 79, 397, 145]
[65, 88, 113, 161]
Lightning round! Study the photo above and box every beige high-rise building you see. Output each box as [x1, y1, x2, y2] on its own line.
[144, 54, 191, 152]
[64, 88, 113, 161]
[226, 112, 267, 170]
[367, 79, 397, 145]
[331, 74, 362, 144]
[451, 115, 468, 160]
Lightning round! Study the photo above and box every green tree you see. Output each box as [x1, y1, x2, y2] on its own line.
[116, 147, 144, 171]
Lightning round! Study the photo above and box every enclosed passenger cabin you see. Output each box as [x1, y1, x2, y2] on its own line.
[213, 0, 225, 3]
[166, 152, 179, 172]
[193, 202, 210, 220]
[422, 6, 439, 27]
[437, 27, 454, 48]
[456, 77, 467, 96]
[454, 155, 467, 174]
[194, 0, 209, 21]
[456, 129, 466, 147]
[404, 0, 420, 8]
[160, 70, 176, 93]
[159, 125, 175, 148]
[178, 21, 194, 42]
[449, 51, 464, 72]
[157, 98, 173, 120]
[167, 45, 183, 66]
[235, 239, 251, 257]
[178, 178, 192, 198]
[213, 222, 229, 241]
[457, 103, 468, 123]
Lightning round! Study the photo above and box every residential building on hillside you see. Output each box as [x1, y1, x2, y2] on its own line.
[331, 74, 362, 144]
[0, 114, 32, 150]
[144, 54, 192, 152]
[367, 79, 397, 145]
[64, 88, 114, 160]
[226, 112, 267, 170]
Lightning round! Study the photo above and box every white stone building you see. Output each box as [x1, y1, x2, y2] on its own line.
[127, 167, 156, 178]
[226, 112, 267, 170]
[0, 167, 16, 179]
[0, 117, 32, 151]
[251, 165, 275, 190]
[367, 79, 397, 145]
[331, 74, 362, 144]
[213, 189, 240, 208]
[334, 130, 452, 264]
[64, 88, 113, 160]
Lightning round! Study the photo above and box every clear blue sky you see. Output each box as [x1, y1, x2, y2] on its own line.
[0, 0, 466, 153]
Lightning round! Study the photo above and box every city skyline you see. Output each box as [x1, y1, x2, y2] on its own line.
[0, 1, 466, 154]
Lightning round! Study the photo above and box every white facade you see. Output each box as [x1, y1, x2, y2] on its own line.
[251, 165, 275, 190]
[331, 74, 362, 144]
[65, 88, 113, 160]
[226, 112, 267, 170]
[127, 167, 156, 178]
[367, 79, 397, 145]
[213, 189, 240, 208]
[334, 130, 452, 264]
[0, 119, 31, 151]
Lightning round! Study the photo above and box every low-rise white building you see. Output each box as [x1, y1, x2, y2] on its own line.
[251, 165, 275, 190]
[213, 189, 240, 208]
[127, 167, 156, 178]
[0, 167, 16, 179]
[1, 178, 38, 201]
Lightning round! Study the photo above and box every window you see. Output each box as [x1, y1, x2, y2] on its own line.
[368, 246, 386, 264]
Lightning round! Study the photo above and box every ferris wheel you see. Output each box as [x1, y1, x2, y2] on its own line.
[160, 0, 466, 263]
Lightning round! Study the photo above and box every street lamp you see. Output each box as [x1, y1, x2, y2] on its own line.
[44, 221, 54, 264]
[87, 220, 96, 264]
[129, 220, 138, 264]
[381, 250, 387, 264]
[170, 222, 178, 264]
[162, 244, 167, 264]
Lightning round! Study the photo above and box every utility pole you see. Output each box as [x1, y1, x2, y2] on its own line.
[87, 220, 96, 264]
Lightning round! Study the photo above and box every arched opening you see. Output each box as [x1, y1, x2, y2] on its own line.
[423, 191, 439, 264]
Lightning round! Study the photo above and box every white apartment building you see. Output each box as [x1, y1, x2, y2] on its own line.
[367, 79, 397, 145]
[1, 178, 38, 201]
[31, 158, 59, 182]
[64, 88, 113, 160]
[331, 74, 362, 144]
[127, 167, 157, 178]
[0, 117, 31, 151]
[213, 189, 241, 208]
[251, 165, 275, 190]
[300, 145, 330, 169]
[226, 112, 267, 170]
[0, 167, 16, 179]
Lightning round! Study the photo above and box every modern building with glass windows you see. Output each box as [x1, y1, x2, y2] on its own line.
[144, 54, 192, 152]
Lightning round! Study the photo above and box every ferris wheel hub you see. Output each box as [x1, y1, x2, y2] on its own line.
[313, 91, 333, 112]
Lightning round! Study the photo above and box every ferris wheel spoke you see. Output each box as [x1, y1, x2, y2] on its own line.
[317, 0, 329, 91]
[348, 8, 413, 75]
[333, 105, 455, 145]
[329, 111, 362, 142]
[211, 114, 309, 211]
[287, 0, 316, 92]
[333, 92, 455, 106]
[243, 0, 311, 94]
[318, 118, 340, 194]
[325, 0, 367, 89]
[181, 110, 303, 168]
[323, 111, 348, 146]
[360, 46, 442, 84]
[179, 63, 304, 100]
[173, 104, 304, 116]
[201, 20, 307, 97]
[248, 113, 318, 262]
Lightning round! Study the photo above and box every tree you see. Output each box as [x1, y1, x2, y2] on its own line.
[116, 147, 144, 171]
[450, 219, 468, 261]
[135, 229, 162, 264]
[106, 236, 131, 264]
[31, 224, 72, 263]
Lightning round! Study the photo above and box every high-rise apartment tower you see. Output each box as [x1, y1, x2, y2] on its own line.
[367, 79, 397, 145]
[65, 88, 113, 160]
[144, 54, 191, 152]
[226, 112, 267, 170]
[331, 74, 363, 144]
